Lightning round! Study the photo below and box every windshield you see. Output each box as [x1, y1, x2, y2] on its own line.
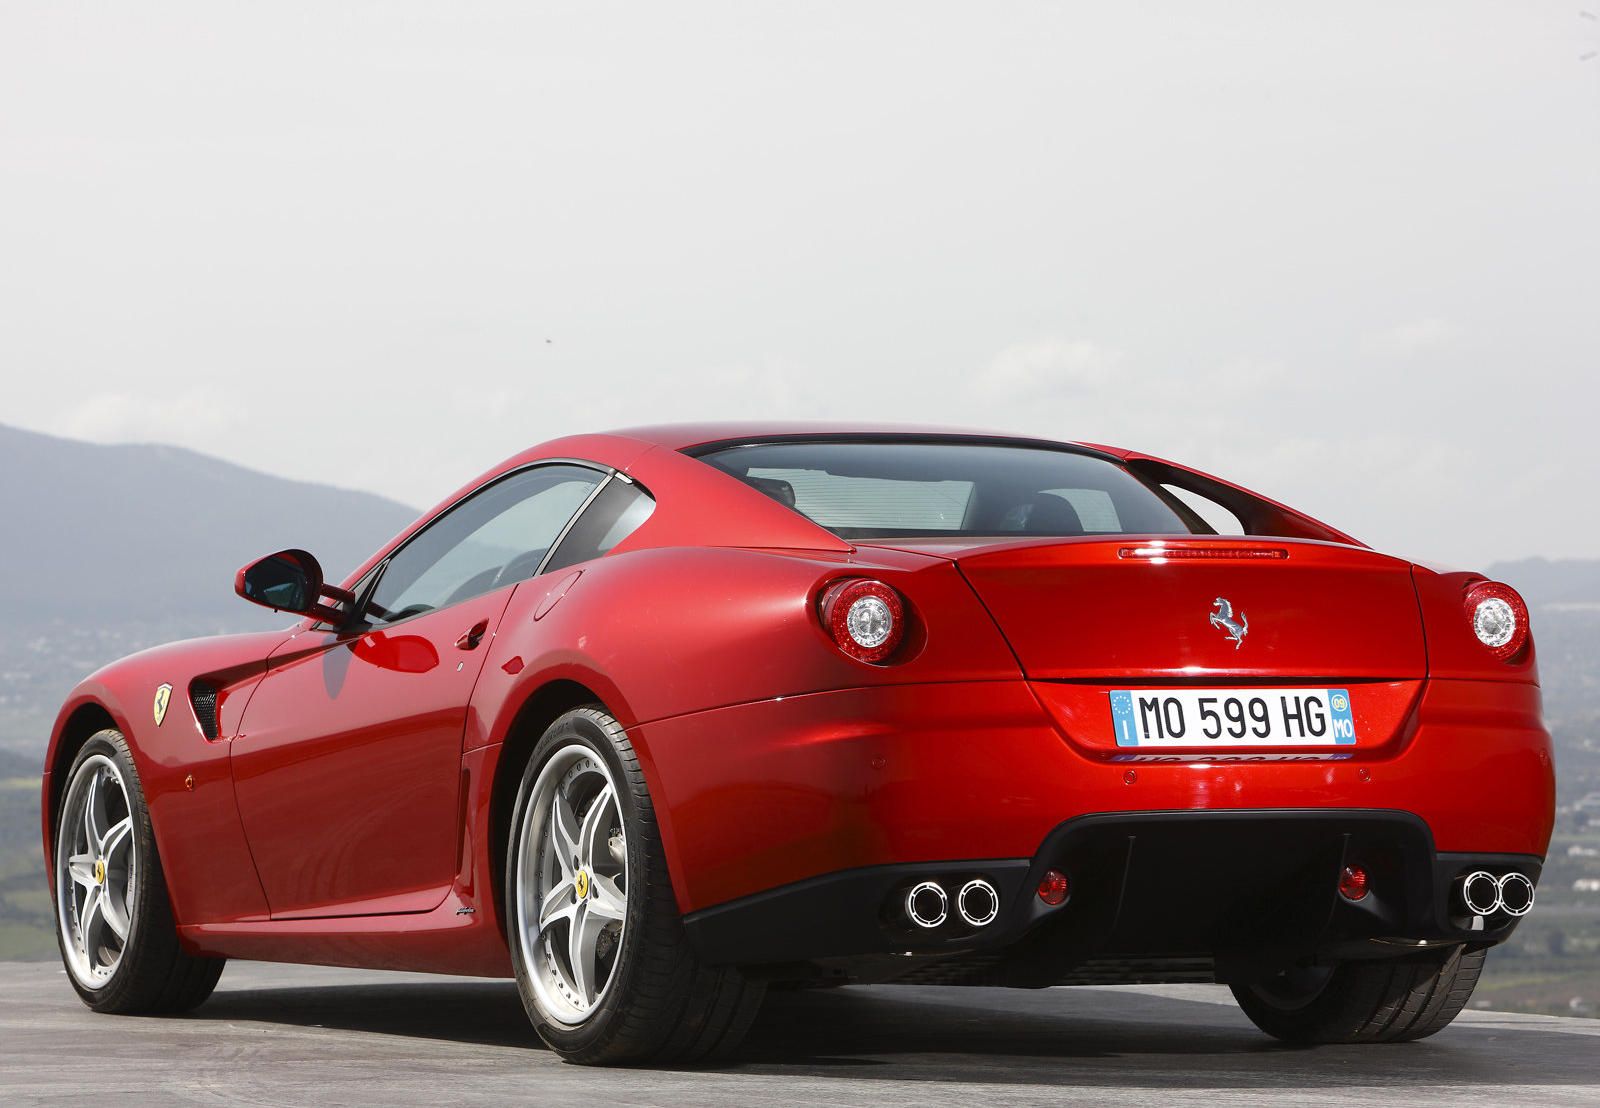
[698, 441, 1201, 540]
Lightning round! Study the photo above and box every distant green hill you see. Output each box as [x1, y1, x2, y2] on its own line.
[0, 748, 49, 960]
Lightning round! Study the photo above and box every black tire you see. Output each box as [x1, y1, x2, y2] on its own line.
[1230, 945, 1487, 1044]
[505, 706, 765, 1065]
[54, 729, 225, 1014]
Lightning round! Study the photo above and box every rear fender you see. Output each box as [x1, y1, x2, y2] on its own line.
[474, 545, 1020, 744]
[1412, 565, 1540, 684]
[471, 544, 1022, 913]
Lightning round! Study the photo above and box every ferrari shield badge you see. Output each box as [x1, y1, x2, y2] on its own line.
[153, 683, 173, 726]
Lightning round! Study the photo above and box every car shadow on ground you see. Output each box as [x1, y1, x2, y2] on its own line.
[194, 978, 539, 1050]
[186, 975, 1600, 1091]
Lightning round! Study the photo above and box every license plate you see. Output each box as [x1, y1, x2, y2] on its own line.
[1109, 688, 1357, 747]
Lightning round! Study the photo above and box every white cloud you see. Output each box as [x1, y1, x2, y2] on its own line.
[973, 339, 1125, 400]
[1367, 318, 1461, 357]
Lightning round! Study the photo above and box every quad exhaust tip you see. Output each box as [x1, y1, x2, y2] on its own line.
[905, 881, 949, 929]
[957, 879, 1000, 927]
[904, 878, 1001, 929]
[1460, 870, 1535, 918]
[1498, 872, 1536, 917]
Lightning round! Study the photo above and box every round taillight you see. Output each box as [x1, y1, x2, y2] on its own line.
[1338, 864, 1369, 902]
[819, 579, 906, 663]
[1463, 581, 1529, 661]
[1036, 869, 1070, 906]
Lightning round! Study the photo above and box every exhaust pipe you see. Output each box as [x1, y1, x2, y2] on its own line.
[905, 881, 948, 929]
[1461, 870, 1502, 916]
[1498, 872, 1535, 917]
[956, 879, 1000, 927]
[1459, 870, 1536, 917]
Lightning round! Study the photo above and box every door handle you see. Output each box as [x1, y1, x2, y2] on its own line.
[455, 620, 489, 651]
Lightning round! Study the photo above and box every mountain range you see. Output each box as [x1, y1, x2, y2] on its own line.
[0, 423, 421, 750]
[0, 423, 419, 626]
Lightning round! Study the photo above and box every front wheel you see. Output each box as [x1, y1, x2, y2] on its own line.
[1230, 945, 1487, 1044]
[54, 729, 225, 1013]
[506, 706, 764, 1064]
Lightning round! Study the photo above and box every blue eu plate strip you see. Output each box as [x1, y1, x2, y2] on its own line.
[1110, 690, 1138, 747]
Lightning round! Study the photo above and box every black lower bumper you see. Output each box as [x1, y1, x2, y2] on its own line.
[682, 809, 1542, 986]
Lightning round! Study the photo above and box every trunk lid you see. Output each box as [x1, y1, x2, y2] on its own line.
[878, 536, 1426, 681]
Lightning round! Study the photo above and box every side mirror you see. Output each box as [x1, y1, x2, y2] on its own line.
[235, 549, 351, 622]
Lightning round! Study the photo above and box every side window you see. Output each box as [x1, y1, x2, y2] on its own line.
[544, 479, 655, 573]
[364, 465, 603, 624]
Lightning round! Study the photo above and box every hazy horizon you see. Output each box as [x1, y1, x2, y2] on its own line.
[10, 417, 1600, 579]
[3, 2, 1597, 567]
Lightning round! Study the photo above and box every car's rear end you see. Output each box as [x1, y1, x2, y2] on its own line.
[937, 535, 1545, 975]
[660, 434, 1553, 1041]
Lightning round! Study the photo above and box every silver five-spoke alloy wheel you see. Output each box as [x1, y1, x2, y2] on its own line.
[513, 744, 628, 1025]
[56, 754, 137, 989]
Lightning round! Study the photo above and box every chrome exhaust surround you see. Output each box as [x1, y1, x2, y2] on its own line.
[1458, 870, 1536, 917]
[1460, 870, 1502, 916]
[1498, 872, 1536, 917]
[905, 881, 949, 929]
[956, 879, 1000, 927]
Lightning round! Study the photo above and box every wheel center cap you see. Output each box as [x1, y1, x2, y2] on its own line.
[575, 869, 590, 899]
[93, 858, 106, 885]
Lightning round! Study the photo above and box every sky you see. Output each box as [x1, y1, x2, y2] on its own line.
[2, 1, 1597, 568]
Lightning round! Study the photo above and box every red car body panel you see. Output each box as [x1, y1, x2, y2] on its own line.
[949, 538, 1426, 681]
[639, 678, 1552, 914]
[230, 587, 517, 919]
[39, 423, 1556, 981]
[43, 633, 287, 927]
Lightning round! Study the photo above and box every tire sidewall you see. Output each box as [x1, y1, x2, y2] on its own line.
[1232, 972, 1340, 1041]
[1231, 945, 1478, 1044]
[55, 729, 162, 1008]
[505, 707, 654, 1055]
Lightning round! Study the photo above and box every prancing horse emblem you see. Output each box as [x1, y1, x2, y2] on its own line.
[153, 683, 172, 726]
[1209, 598, 1248, 649]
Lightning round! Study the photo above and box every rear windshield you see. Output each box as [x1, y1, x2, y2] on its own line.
[698, 441, 1200, 540]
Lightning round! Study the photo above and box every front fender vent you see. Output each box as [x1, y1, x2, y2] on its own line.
[189, 682, 219, 739]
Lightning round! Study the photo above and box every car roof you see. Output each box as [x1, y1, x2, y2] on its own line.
[599, 422, 1116, 455]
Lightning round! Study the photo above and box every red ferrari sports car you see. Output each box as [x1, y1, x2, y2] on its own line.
[42, 425, 1553, 1063]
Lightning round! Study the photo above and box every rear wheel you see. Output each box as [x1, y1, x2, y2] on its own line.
[506, 706, 764, 1065]
[54, 729, 225, 1013]
[1230, 945, 1487, 1043]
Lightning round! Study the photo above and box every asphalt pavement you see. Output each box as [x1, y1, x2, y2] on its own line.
[3, 960, 1599, 1106]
